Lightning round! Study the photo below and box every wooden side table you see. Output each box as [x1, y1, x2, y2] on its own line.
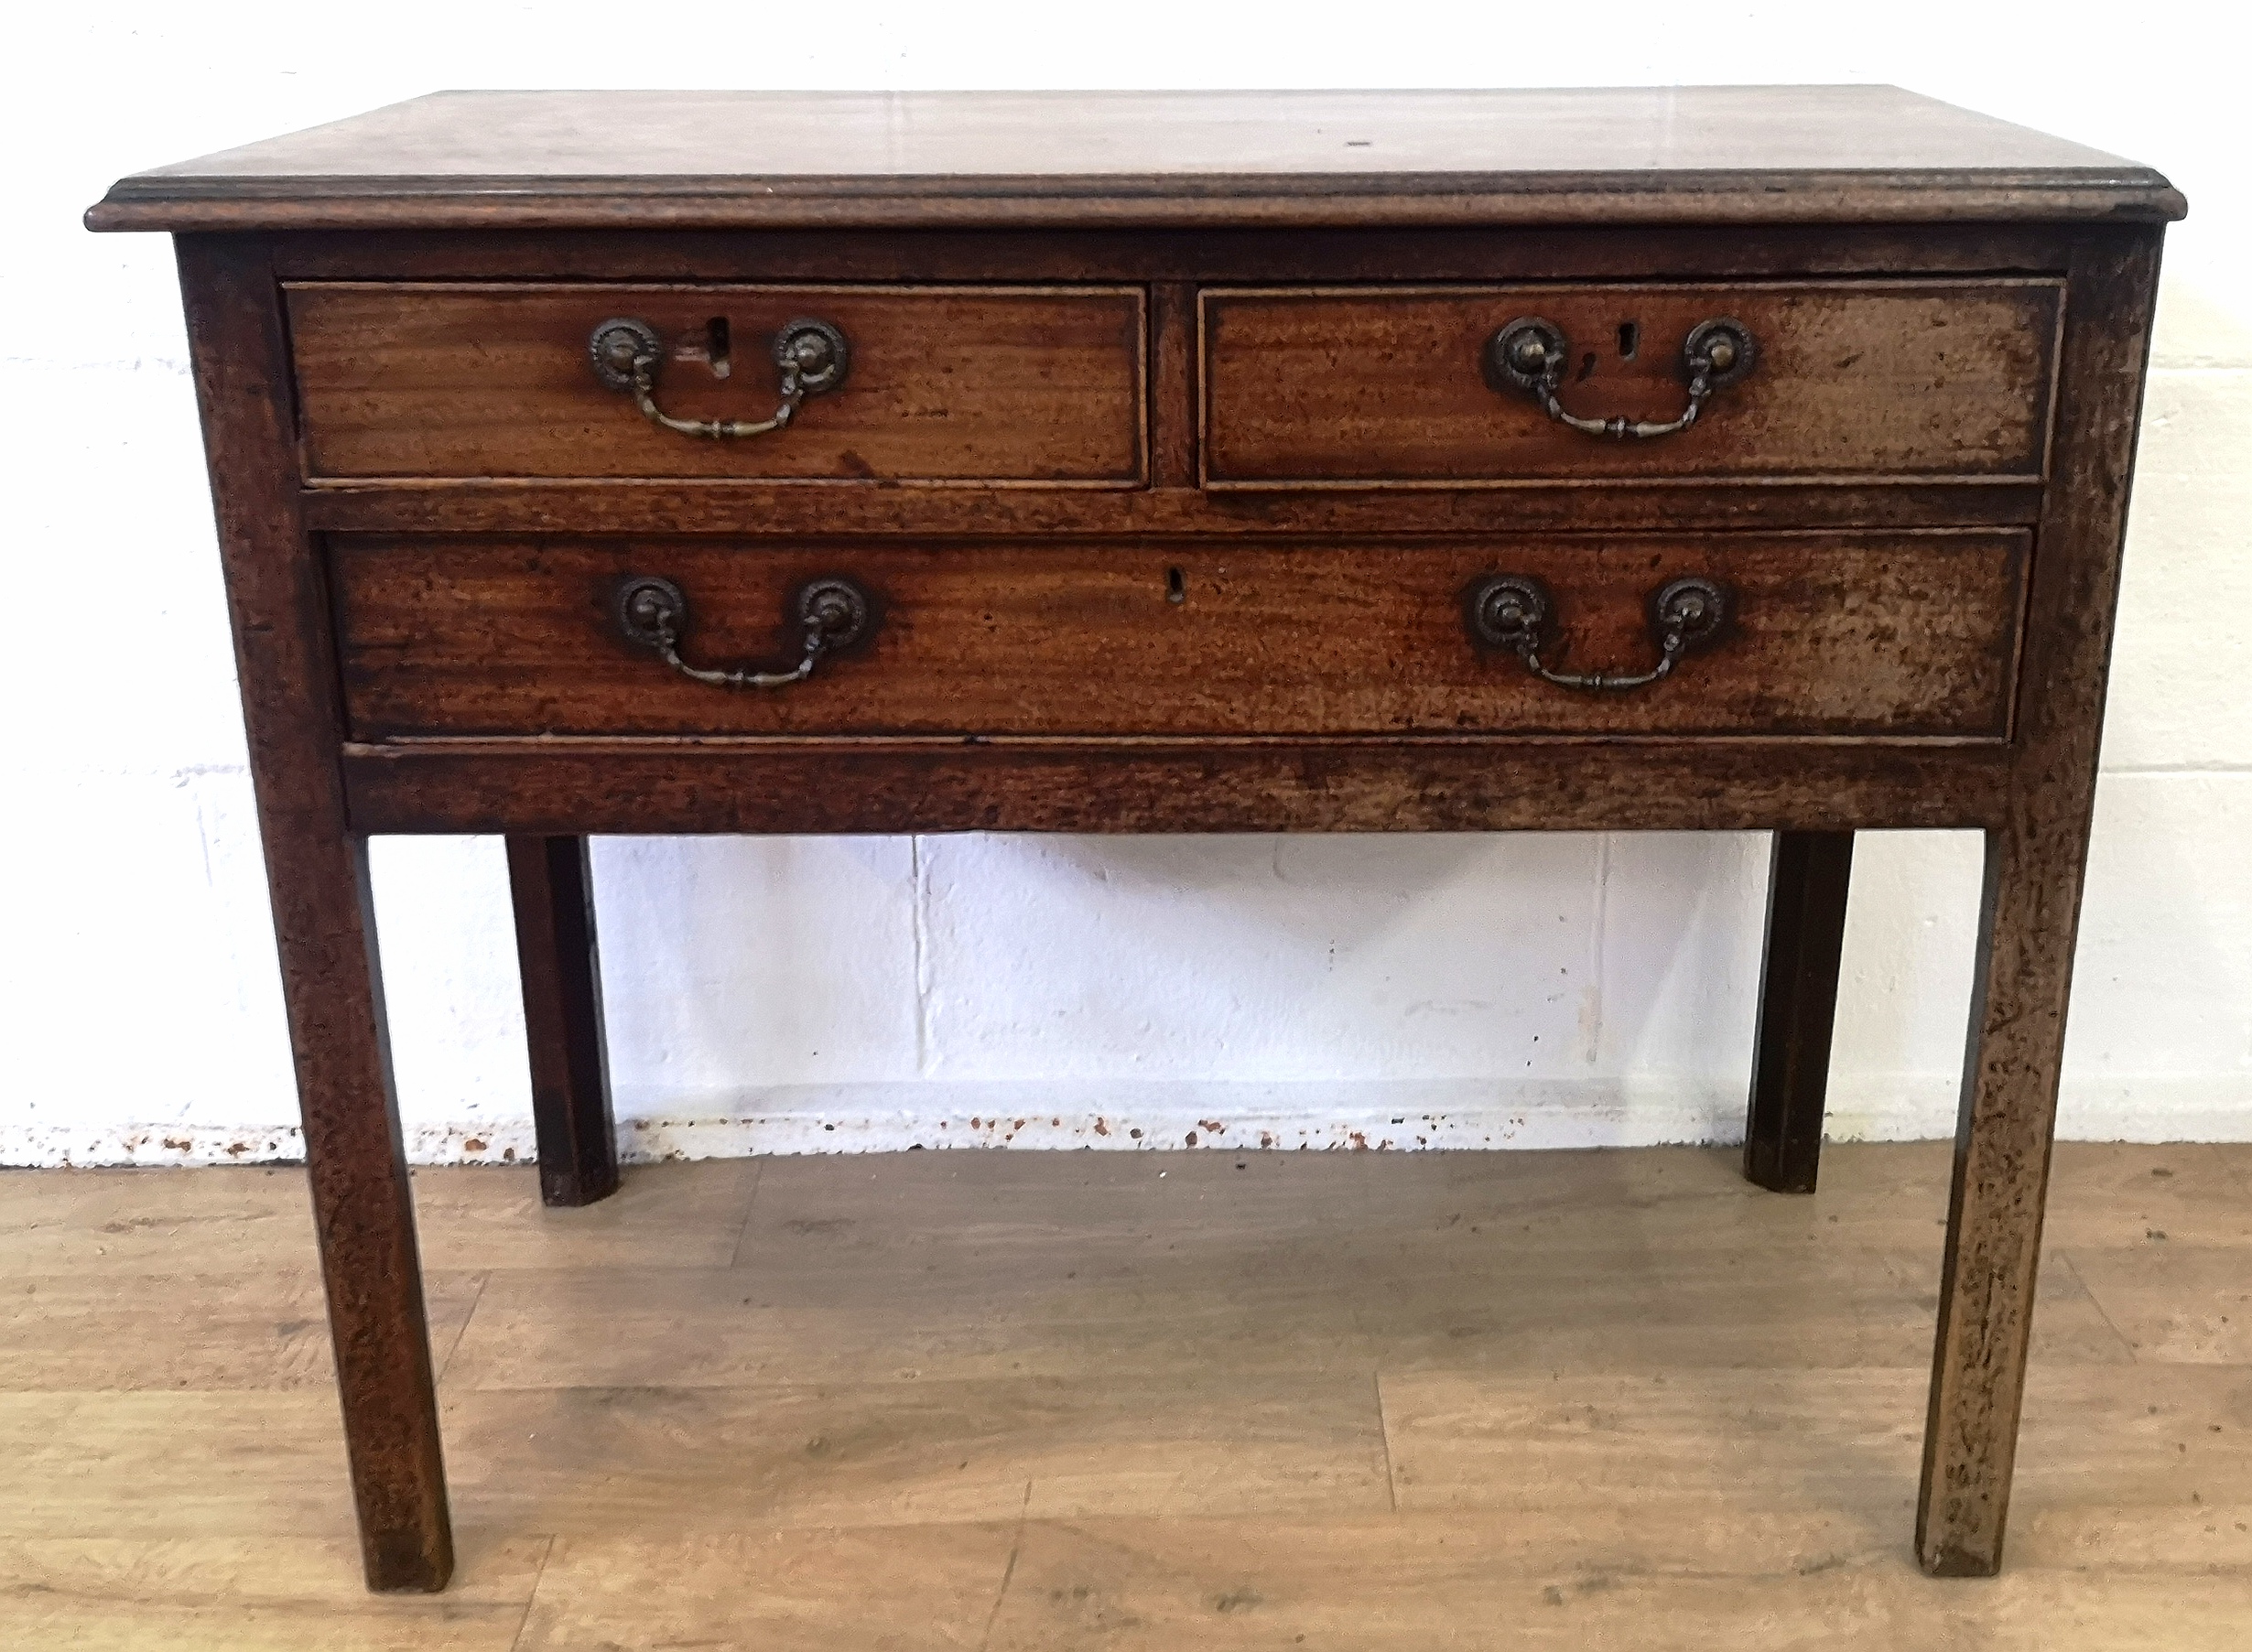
[90, 86, 2182, 1592]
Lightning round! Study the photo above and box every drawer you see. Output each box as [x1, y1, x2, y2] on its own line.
[1202, 281, 2061, 486]
[333, 534, 2027, 741]
[285, 283, 1147, 484]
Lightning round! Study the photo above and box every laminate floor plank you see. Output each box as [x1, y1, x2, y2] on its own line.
[2039, 1143, 2252, 1248]
[0, 1159, 763, 1278]
[982, 1511, 2252, 1652]
[0, 1269, 487, 1391]
[442, 1261, 1378, 1389]
[409, 1159, 762, 1271]
[510, 1525, 1020, 1652]
[1352, 1140, 2252, 1255]
[0, 1165, 330, 1276]
[0, 1390, 369, 1541]
[1378, 1362, 2252, 1535]
[438, 1369, 1392, 1533]
[0, 1533, 547, 1651]
[1368, 1243, 2128, 1371]
[738, 1146, 1401, 1269]
[739, 1143, 2252, 1266]
[2058, 1244, 2252, 1362]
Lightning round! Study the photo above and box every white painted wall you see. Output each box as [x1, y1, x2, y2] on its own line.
[5, 3, 2247, 1164]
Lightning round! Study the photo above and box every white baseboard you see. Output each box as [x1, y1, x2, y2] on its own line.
[7, 1074, 2249, 1167]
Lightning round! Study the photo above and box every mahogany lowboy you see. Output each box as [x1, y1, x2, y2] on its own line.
[91, 86, 2182, 1593]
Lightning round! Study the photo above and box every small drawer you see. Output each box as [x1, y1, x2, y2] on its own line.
[286, 283, 1147, 484]
[333, 533, 2027, 742]
[1201, 281, 2060, 486]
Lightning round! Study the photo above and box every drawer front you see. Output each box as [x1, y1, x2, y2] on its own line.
[334, 534, 2027, 741]
[286, 283, 1146, 483]
[1202, 281, 2060, 486]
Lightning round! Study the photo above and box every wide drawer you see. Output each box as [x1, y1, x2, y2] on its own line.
[285, 283, 1147, 484]
[1202, 281, 2061, 486]
[333, 534, 2028, 741]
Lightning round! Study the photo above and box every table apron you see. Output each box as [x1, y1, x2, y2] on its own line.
[339, 740, 2011, 836]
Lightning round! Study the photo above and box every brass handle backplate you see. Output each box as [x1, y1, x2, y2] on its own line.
[1487, 317, 1757, 440]
[1465, 573, 1732, 692]
[589, 317, 850, 439]
[614, 574, 874, 689]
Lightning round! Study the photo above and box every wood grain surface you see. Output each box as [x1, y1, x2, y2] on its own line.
[336, 740, 2013, 838]
[1204, 282, 2061, 485]
[330, 533, 2028, 741]
[84, 87, 2186, 232]
[299, 479, 2048, 541]
[265, 221, 2088, 286]
[287, 284, 1146, 483]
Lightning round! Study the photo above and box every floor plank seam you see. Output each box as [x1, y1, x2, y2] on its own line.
[2058, 1249, 2140, 1364]
[503, 1532, 559, 1652]
[1373, 1369, 1400, 1513]
[434, 1270, 491, 1385]
[978, 1481, 1034, 1652]
[725, 1158, 769, 1269]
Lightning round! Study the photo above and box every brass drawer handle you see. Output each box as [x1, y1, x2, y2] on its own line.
[1487, 317, 1756, 440]
[613, 574, 874, 689]
[588, 317, 850, 439]
[1465, 574, 1731, 692]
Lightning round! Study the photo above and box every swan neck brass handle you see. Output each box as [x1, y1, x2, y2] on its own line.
[1487, 317, 1756, 440]
[588, 318, 850, 440]
[614, 575, 874, 690]
[1465, 574, 1732, 692]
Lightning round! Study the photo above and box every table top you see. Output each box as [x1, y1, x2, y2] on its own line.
[86, 85, 2183, 233]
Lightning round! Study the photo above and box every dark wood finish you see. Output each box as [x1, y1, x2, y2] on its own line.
[287, 284, 1146, 483]
[1745, 831, 1856, 1193]
[330, 533, 2029, 741]
[299, 480, 2048, 539]
[340, 741, 2012, 838]
[1916, 226, 2165, 1578]
[86, 88, 2185, 232]
[1204, 282, 2061, 485]
[267, 221, 2093, 282]
[1149, 282, 1197, 490]
[97, 92, 2177, 1591]
[504, 836, 618, 1208]
[175, 233, 452, 1593]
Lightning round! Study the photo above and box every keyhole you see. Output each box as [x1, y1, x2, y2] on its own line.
[705, 316, 731, 379]
[1618, 321, 1639, 360]
[1165, 567, 1186, 605]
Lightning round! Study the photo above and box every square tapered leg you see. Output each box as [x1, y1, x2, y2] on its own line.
[506, 835, 620, 1207]
[179, 233, 453, 1592]
[1745, 830, 1854, 1193]
[1916, 816, 2084, 1575]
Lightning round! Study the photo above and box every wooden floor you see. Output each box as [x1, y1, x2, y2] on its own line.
[3, 1142, 2249, 1648]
